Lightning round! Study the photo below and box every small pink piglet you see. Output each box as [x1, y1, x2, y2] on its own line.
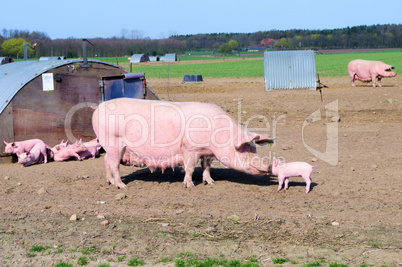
[271, 157, 317, 193]
[3, 139, 44, 156]
[18, 143, 50, 167]
[53, 139, 87, 162]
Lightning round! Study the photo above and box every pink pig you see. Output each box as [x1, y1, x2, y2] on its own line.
[92, 98, 275, 189]
[78, 138, 101, 160]
[348, 59, 397, 88]
[271, 157, 317, 194]
[53, 139, 88, 162]
[18, 142, 51, 167]
[52, 139, 69, 152]
[77, 139, 100, 160]
[78, 146, 100, 160]
[3, 139, 45, 156]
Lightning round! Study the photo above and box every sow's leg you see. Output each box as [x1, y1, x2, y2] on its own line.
[201, 156, 215, 185]
[350, 73, 357, 86]
[104, 154, 113, 185]
[377, 77, 382, 87]
[182, 152, 198, 188]
[104, 148, 128, 189]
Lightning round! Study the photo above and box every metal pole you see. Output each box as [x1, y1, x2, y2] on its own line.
[80, 39, 94, 68]
[82, 40, 87, 65]
[24, 43, 28, 61]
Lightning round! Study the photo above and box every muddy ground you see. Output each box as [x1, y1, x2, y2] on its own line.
[0, 75, 401, 266]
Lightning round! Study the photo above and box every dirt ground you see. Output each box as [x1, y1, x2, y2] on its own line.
[0, 75, 401, 266]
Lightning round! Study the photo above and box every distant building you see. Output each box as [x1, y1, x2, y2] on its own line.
[149, 56, 160, 62]
[0, 57, 13, 65]
[261, 38, 279, 48]
[130, 54, 150, 63]
[161, 53, 177, 62]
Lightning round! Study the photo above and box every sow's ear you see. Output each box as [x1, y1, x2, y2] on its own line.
[235, 133, 276, 151]
[255, 135, 276, 146]
[244, 133, 277, 146]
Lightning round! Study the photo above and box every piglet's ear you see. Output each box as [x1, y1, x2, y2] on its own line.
[3, 140, 8, 145]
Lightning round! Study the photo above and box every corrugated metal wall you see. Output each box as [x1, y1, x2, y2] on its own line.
[264, 50, 316, 91]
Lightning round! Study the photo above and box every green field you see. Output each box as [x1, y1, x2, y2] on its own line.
[21, 50, 402, 79]
[315, 50, 402, 77]
[122, 50, 402, 79]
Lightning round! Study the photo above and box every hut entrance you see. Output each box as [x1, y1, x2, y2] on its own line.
[102, 72, 146, 100]
[101, 72, 159, 101]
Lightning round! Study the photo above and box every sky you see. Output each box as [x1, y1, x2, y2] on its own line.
[1, 0, 401, 40]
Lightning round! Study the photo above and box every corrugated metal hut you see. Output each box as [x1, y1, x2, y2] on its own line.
[264, 50, 316, 91]
[0, 57, 14, 65]
[149, 56, 160, 62]
[0, 59, 158, 159]
[162, 53, 177, 62]
[130, 54, 150, 63]
[39, 56, 67, 61]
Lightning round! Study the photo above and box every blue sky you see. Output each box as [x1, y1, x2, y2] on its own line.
[2, 0, 401, 40]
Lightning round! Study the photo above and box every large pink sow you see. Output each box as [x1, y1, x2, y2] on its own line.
[92, 98, 274, 189]
[347, 59, 396, 88]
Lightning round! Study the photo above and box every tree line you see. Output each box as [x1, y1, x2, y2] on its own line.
[0, 24, 401, 59]
[172, 24, 402, 51]
[0, 32, 187, 59]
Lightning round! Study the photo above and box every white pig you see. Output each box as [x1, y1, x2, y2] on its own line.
[18, 142, 51, 167]
[271, 157, 317, 194]
[92, 98, 275, 189]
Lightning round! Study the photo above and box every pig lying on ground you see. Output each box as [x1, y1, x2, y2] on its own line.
[3, 139, 45, 156]
[347, 59, 397, 88]
[53, 139, 87, 162]
[78, 138, 101, 160]
[92, 98, 275, 189]
[51, 139, 69, 152]
[18, 142, 51, 167]
[271, 157, 317, 194]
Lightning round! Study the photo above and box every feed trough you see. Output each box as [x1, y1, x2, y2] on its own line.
[183, 74, 203, 82]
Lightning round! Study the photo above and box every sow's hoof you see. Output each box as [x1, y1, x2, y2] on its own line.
[183, 181, 195, 188]
[115, 182, 128, 189]
[107, 178, 128, 189]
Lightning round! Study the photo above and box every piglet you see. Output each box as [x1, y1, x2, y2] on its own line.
[53, 139, 88, 162]
[50, 139, 69, 158]
[78, 146, 101, 160]
[51, 139, 69, 152]
[3, 139, 45, 156]
[271, 157, 317, 194]
[18, 143, 51, 167]
[78, 138, 101, 160]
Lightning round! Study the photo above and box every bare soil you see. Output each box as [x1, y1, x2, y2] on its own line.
[0, 76, 401, 266]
